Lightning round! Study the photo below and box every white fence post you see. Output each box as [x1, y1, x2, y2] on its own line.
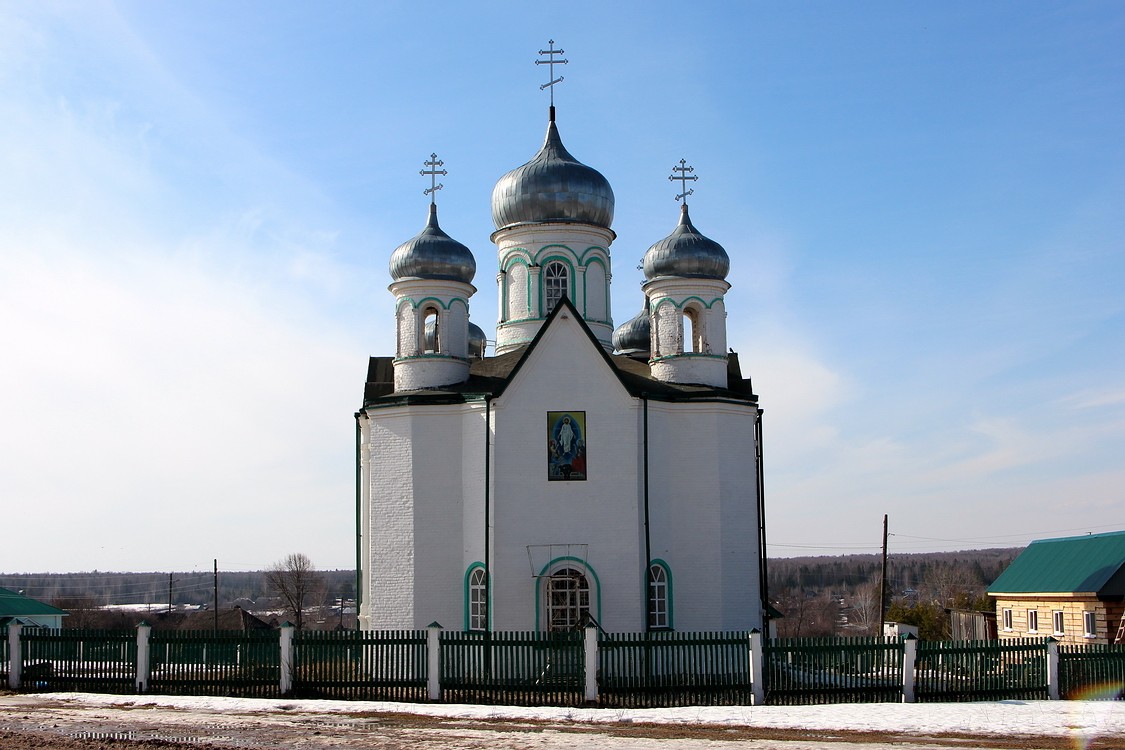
[901, 634, 917, 703]
[749, 629, 765, 706]
[136, 621, 152, 693]
[1046, 637, 1060, 700]
[279, 622, 295, 696]
[7, 623, 21, 690]
[427, 623, 442, 701]
[584, 624, 599, 703]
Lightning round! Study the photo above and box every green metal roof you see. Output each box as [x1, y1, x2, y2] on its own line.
[0, 587, 68, 617]
[987, 530, 1125, 596]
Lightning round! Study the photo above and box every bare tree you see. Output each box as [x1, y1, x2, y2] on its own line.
[266, 553, 324, 630]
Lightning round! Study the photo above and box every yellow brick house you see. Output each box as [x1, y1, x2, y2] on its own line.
[987, 530, 1125, 645]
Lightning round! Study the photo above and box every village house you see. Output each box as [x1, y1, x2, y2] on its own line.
[987, 530, 1125, 645]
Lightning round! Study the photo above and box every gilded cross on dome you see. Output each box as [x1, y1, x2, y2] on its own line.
[669, 159, 698, 204]
[420, 153, 447, 202]
[535, 39, 568, 107]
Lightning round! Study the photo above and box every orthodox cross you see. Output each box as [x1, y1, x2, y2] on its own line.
[535, 39, 568, 106]
[420, 153, 446, 202]
[669, 159, 698, 203]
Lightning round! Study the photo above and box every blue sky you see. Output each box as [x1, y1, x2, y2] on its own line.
[1, 2, 1122, 574]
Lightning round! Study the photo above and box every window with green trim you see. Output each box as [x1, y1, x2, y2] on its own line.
[546, 568, 589, 631]
[468, 568, 487, 631]
[543, 261, 568, 314]
[648, 564, 670, 629]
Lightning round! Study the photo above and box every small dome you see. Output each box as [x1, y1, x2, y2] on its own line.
[389, 203, 476, 283]
[468, 322, 487, 359]
[491, 116, 614, 231]
[612, 301, 651, 357]
[642, 204, 729, 281]
[422, 319, 488, 359]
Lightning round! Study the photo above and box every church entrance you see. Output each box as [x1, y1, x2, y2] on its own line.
[545, 568, 590, 631]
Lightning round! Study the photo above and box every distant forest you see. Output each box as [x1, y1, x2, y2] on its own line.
[2, 547, 1021, 638]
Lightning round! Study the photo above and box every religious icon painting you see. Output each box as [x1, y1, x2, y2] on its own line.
[547, 411, 587, 481]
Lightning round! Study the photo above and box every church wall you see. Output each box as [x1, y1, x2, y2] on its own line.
[460, 402, 488, 627]
[646, 401, 762, 632]
[488, 315, 646, 631]
[366, 409, 417, 628]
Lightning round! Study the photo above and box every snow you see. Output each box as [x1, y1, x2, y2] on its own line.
[27, 692, 1125, 741]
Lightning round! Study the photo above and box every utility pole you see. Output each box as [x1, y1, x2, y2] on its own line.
[213, 559, 219, 631]
[168, 573, 173, 613]
[879, 514, 889, 635]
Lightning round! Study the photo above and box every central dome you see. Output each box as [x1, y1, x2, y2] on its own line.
[491, 115, 614, 231]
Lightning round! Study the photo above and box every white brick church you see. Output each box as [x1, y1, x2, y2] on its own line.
[356, 96, 766, 634]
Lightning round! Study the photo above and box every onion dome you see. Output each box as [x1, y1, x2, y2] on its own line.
[612, 301, 651, 357]
[491, 114, 614, 231]
[389, 203, 476, 283]
[423, 319, 488, 359]
[468, 322, 487, 359]
[642, 203, 729, 280]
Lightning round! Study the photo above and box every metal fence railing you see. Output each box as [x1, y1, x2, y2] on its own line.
[1059, 643, 1125, 700]
[7, 624, 1125, 706]
[20, 628, 136, 694]
[598, 630, 753, 707]
[439, 630, 583, 706]
[293, 629, 427, 701]
[763, 636, 903, 705]
[149, 629, 279, 698]
[916, 638, 1047, 702]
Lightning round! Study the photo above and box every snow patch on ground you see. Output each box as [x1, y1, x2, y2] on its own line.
[32, 692, 1125, 740]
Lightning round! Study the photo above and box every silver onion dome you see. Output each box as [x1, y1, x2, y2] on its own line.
[389, 203, 476, 283]
[423, 319, 488, 358]
[612, 300, 651, 357]
[491, 115, 614, 231]
[642, 203, 729, 280]
[467, 322, 487, 359]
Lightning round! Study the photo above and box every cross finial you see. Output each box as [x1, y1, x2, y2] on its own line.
[669, 159, 698, 204]
[420, 153, 447, 204]
[535, 39, 568, 108]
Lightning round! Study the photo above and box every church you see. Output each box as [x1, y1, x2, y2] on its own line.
[356, 54, 766, 634]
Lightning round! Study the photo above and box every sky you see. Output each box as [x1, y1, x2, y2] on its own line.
[1, 1, 1123, 574]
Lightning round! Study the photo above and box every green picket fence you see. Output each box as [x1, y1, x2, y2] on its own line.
[598, 630, 753, 707]
[293, 629, 427, 701]
[20, 628, 136, 693]
[440, 630, 584, 706]
[916, 638, 1047, 702]
[149, 630, 279, 698]
[764, 637, 903, 705]
[1059, 644, 1125, 700]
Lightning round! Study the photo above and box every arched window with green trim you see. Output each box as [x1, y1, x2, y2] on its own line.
[464, 564, 488, 631]
[543, 261, 569, 314]
[648, 561, 673, 629]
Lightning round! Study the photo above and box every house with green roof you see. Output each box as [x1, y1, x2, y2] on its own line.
[987, 530, 1125, 645]
[0, 587, 68, 629]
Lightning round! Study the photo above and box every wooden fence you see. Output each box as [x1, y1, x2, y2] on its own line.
[5, 623, 1123, 706]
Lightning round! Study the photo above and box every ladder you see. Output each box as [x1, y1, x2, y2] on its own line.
[1115, 609, 1125, 645]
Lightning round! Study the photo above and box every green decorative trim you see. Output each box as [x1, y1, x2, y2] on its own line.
[502, 249, 534, 268]
[392, 354, 470, 363]
[650, 352, 727, 362]
[533, 244, 575, 263]
[648, 559, 674, 630]
[395, 296, 470, 312]
[581, 257, 609, 321]
[463, 562, 491, 632]
[537, 256, 577, 318]
[650, 295, 725, 311]
[533, 556, 602, 632]
[577, 245, 609, 264]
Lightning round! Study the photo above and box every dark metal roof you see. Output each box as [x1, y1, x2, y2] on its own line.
[360, 297, 756, 410]
[0, 586, 68, 618]
[987, 530, 1125, 596]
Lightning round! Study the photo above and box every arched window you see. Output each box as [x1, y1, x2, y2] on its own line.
[546, 567, 589, 631]
[543, 261, 568, 314]
[682, 308, 700, 353]
[421, 307, 440, 354]
[468, 567, 487, 631]
[648, 563, 671, 629]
